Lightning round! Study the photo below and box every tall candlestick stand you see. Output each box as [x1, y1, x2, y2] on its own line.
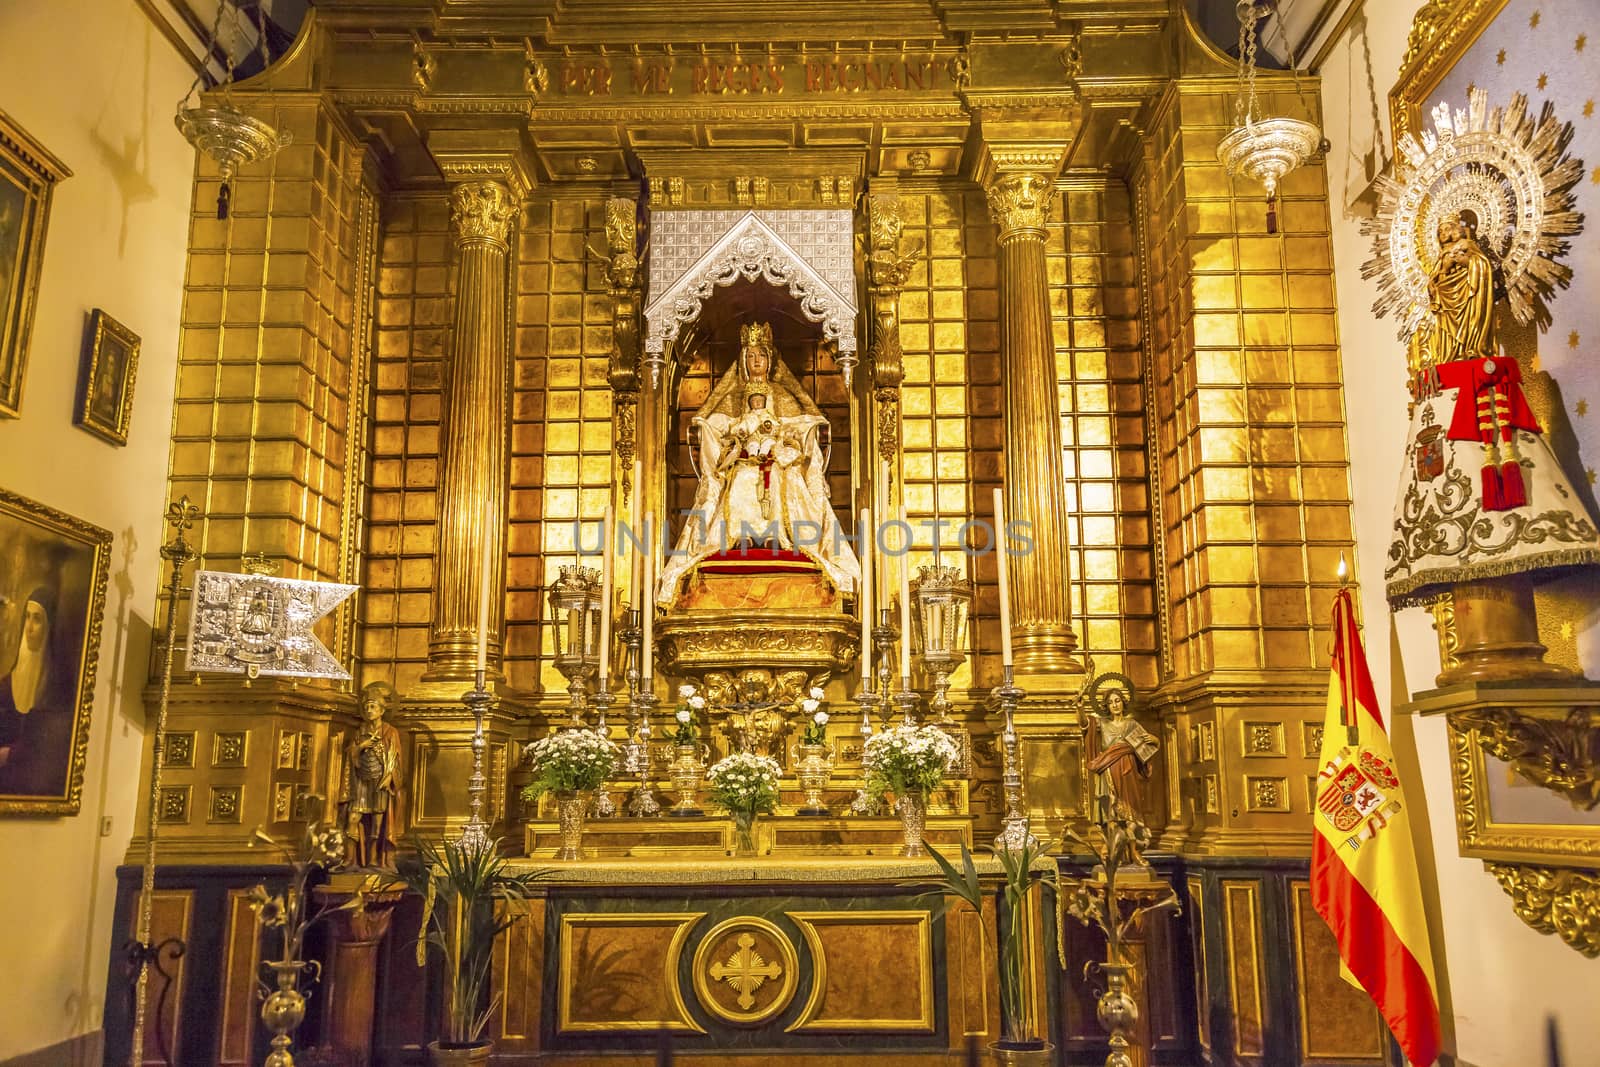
[848, 682, 883, 815]
[991, 666, 1037, 853]
[628, 687, 662, 816]
[589, 688, 618, 818]
[458, 668, 493, 850]
[129, 496, 200, 1067]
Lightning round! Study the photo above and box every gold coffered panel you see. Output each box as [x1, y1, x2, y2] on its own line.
[556, 913, 707, 1033]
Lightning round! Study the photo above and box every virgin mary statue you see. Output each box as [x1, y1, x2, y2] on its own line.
[656, 322, 861, 605]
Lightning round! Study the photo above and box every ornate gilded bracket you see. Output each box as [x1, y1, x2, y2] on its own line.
[865, 193, 922, 462]
[602, 196, 644, 494]
[1487, 862, 1600, 958]
[1410, 681, 1600, 810]
[1450, 706, 1600, 811]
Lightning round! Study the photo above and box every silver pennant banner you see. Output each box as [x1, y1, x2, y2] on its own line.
[185, 570, 358, 680]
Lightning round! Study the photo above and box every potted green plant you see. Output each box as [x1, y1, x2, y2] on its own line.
[925, 838, 1055, 1065]
[390, 836, 543, 1066]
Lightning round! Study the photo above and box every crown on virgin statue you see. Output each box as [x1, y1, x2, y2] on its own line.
[740, 321, 774, 348]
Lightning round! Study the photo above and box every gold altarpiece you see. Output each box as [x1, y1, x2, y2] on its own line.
[112, 2, 1389, 1064]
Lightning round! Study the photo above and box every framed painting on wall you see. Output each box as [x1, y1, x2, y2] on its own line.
[0, 108, 72, 418]
[75, 309, 140, 445]
[0, 488, 111, 815]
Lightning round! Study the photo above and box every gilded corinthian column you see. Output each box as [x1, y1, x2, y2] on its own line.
[425, 180, 517, 681]
[986, 171, 1081, 676]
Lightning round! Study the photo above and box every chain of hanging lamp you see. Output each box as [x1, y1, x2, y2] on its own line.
[174, 0, 290, 219]
[1216, 0, 1322, 234]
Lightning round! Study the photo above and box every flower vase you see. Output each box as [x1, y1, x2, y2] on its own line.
[554, 789, 587, 861]
[260, 959, 314, 1067]
[669, 743, 706, 815]
[733, 812, 760, 857]
[897, 790, 928, 857]
[794, 741, 833, 815]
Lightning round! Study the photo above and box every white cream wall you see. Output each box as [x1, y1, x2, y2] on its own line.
[1319, 4, 1600, 1065]
[0, 0, 194, 1059]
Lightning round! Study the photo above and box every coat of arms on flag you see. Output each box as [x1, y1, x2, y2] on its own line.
[1317, 749, 1403, 840]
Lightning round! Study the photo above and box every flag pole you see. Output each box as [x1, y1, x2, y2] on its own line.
[1337, 554, 1359, 746]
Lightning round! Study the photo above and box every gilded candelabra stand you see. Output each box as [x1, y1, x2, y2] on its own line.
[458, 669, 494, 851]
[1059, 803, 1180, 1067]
[872, 608, 899, 726]
[246, 796, 351, 1067]
[848, 677, 882, 815]
[619, 609, 663, 816]
[127, 497, 200, 1067]
[912, 564, 973, 775]
[991, 667, 1038, 853]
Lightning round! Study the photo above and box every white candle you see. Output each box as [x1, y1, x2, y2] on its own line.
[859, 506, 873, 686]
[642, 510, 655, 684]
[629, 459, 642, 611]
[993, 487, 1013, 667]
[476, 502, 492, 675]
[598, 504, 614, 692]
[898, 505, 912, 686]
[879, 458, 892, 613]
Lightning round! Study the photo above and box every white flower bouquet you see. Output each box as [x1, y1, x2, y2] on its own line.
[799, 685, 829, 745]
[706, 751, 783, 827]
[861, 723, 958, 802]
[522, 727, 618, 800]
[672, 683, 705, 744]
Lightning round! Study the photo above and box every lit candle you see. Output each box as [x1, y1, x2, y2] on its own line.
[598, 504, 614, 692]
[993, 487, 1013, 667]
[898, 505, 912, 686]
[629, 459, 642, 610]
[476, 502, 492, 676]
[859, 506, 873, 686]
[642, 510, 655, 684]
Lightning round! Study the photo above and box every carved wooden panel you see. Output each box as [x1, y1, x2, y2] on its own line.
[217, 889, 262, 1066]
[1289, 881, 1386, 1062]
[127, 889, 193, 1066]
[1221, 880, 1265, 1059]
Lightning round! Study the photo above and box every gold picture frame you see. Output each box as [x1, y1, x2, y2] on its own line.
[0, 108, 72, 418]
[75, 309, 140, 446]
[1446, 719, 1600, 866]
[0, 488, 112, 815]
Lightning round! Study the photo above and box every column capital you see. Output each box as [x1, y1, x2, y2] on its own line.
[426, 127, 535, 196]
[449, 180, 518, 246]
[984, 172, 1054, 240]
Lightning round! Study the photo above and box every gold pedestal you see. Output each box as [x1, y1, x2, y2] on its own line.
[1439, 575, 1574, 686]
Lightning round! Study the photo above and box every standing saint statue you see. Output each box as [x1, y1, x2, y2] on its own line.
[656, 321, 861, 604]
[338, 681, 404, 869]
[1085, 673, 1158, 823]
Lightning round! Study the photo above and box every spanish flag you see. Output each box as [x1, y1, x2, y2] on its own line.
[1311, 588, 1442, 1066]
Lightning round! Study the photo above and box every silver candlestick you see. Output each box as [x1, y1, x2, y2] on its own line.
[626, 686, 662, 816]
[991, 665, 1037, 853]
[589, 688, 618, 818]
[893, 678, 920, 726]
[848, 682, 882, 815]
[872, 608, 897, 726]
[459, 668, 493, 850]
